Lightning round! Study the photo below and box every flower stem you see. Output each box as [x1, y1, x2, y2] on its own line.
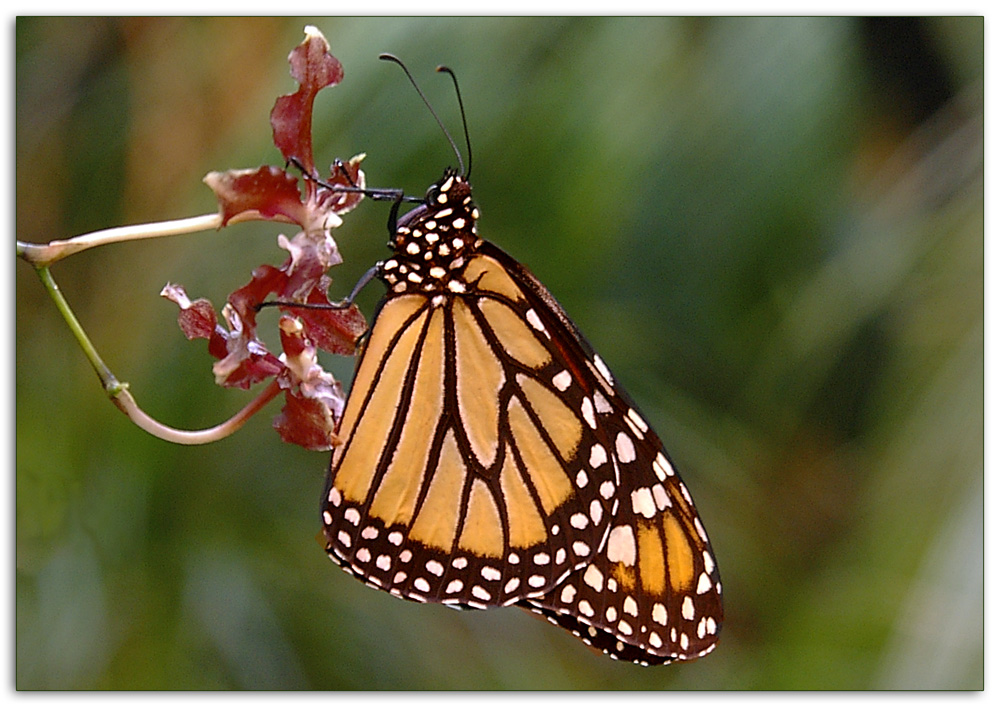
[36, 265, 119, 391]
[17, 213, 223, 267]
[111, 379, 283, 445]
[27, 262, 280, 445]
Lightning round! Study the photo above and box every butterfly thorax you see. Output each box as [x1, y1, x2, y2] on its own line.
[379, 170, 482, 299]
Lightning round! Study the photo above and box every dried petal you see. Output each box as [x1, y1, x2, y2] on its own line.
[161, 282, 230, 360]
[292, 289, 366, 356]
[211, 301, 284, 390]
[270, 26, 343, 174]
[316, 154, 367, 216]
[227, 263, 287, 327]
[272, 315, 345, 450]
[273, 391, 335, 451]
[203, 166, 307, 227]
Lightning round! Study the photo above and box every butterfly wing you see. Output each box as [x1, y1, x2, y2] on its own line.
[322, 250, 619, 610]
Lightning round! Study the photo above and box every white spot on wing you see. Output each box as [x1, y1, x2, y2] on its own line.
[631, 487, 656, 519]
[615, 432, 636, 463]
[682, 596, 695, 620]
[593, 391, 613, 414]
[606, 525, 637, 566]
[560, 584, 576, 603]
[552, 370, 572, 391]
[703, 551, 715, 575]
[426, 560, 445, 576]
[590, 499, 603, 524]
[627, 408, 649, 433]
[654, 452, 674, 479]
[652, 484, 670, 510]
[590, 444, 608, 468]
[584, 565, 604, 591]
[697, 573, 713, 594]
[593, 355, 614, 385]
[526, 308, 545, 334]
[581, 397, 597, 430]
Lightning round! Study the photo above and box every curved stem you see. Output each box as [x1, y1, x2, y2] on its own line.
[31, 263, 281, 445]
[111, 379, 283, 445]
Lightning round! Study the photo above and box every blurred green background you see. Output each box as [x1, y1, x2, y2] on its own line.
[15, 17, 983, 689]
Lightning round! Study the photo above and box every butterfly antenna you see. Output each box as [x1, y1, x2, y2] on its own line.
[379, 53, 465, 176]
[435, 65, 472, 180]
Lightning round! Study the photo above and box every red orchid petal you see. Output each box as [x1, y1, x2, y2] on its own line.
[227, 263, 288, 327]
[168, 27, 363, 447]
[274, 315, 344, 450]
[203, 166, 307, 227]
[317, 155, 367, 215]
[161, 283, 216, 339]
[290, 287, 367, 356]
[214, 348, 285, 390]
[270, 26, 343, 174]
[163, 282, 280, 387]
[161, 282, 229, 357]
[273, 391, 335, 451]
[176, 299, 218, 341]
[277, 237, 336, 300]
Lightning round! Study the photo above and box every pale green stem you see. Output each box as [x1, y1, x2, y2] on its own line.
[113, 379, 283, 445]
[17, 213, 223, 267]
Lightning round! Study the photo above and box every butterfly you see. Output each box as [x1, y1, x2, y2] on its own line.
[316, 56, 721, 665]
[319, 161, 723, 665]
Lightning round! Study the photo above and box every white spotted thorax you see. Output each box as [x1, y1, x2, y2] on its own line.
[378, 171, 481, 302]
[322, 167, 722, 666]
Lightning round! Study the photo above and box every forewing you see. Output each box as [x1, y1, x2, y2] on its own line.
[322, 254, 622, 608]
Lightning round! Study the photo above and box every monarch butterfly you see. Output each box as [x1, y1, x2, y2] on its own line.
[320, 60, 722, 665]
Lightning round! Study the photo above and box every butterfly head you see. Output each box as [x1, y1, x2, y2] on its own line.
[380, 169, 481, 297]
